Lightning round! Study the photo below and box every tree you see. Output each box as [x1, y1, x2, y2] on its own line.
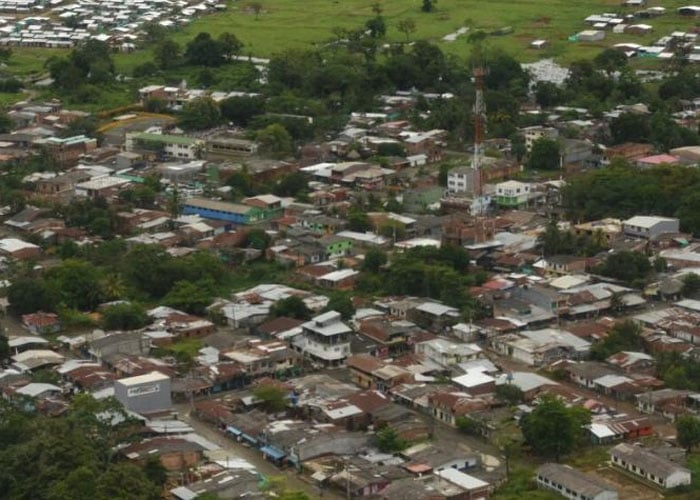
[533, 81, 565, 108]
[0, 111, 13, 134]
[95, 462, 161, 499]
[594, 251, 652, 285]
[143, 97, 167, 113]
[324, 296, 355, 321]
[179, 97, 222, 131]
[218, 32, 243, 59]
[273, 172, 307, 197]
[7, 278, 58, 315]
[397, 19, 417, 41]
[220, 96, 265, 126]
[362, 248, 387, 273]
[526, 137, 561, 170]
[590, 320, 643, 360]
[252, 384, 287, 412]
[609, 112, 651, 145]
[677, 415, 700, 451]
[247, 1, 263, 19]
[521, 395, 590, 461]
[365, 16, 386, 38]
[142, 455, 167, 488]
[455, 416, 481, 436]
[185, 32, 225, 67]
[133, 61, 159, 78]
[437, 163, 451, 186]
[45, 259, 104, 311]
[153, 39, 181, 69]
[421, 0, 435, 13]
[101, 303, 150, 331]
[0, 334, 9, 362]
[495, 384, 524, 406]
[256, 123, 293, 157]
[270, 296, 311, 320]
[682, 273, 700, 297]
[197, 68, 215, 88]
[594, 48, 628, 75]
[376, 425, 408, 452]
[245, 228, 271, 250]
[163, 280, 214, 316]
[348, 207, 371, 232]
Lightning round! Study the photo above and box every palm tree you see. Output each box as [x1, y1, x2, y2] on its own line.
[100, 274, 126, 301]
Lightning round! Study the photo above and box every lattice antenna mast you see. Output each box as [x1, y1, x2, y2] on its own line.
[472, 66, 486, 197]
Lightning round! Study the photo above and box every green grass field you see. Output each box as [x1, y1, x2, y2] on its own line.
[4, 0, 700, 109]
[166, 0, 700, 63]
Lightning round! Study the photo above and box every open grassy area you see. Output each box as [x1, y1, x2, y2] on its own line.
[166, 0, 700, 64]
[2, 0, 700, 109]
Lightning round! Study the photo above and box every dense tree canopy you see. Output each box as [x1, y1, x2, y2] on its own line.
[677, 415, 700, 451]
[526, 138, 561, 170]
[562, 161, 700, 235]
[179, 97, 222, 131]
[0, 396, 160, 499]
[590, 320, 644, 360]
[594, 251, 652, 285]
[521, 395, 590, 461]
[270, 296, 312, 320]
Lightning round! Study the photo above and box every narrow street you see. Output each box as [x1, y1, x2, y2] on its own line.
[175, 403, 341, 499]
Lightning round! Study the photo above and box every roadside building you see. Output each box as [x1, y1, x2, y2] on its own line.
[293, 311, 352, 367]
[114, 371, 172, 414]
[126, 132, 204, 160]
[536, 463, 618, 500]
[623, 216, 680, 239]
[610, 443, 691, 488]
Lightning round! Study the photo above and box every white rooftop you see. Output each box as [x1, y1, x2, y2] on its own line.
[436, 468, 489, 491]
[624, 215, 678, 228]
[116, 370, 169, 386]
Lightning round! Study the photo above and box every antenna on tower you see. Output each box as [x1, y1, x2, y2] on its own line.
[470, 63, 488, 217]
[472, 66, 486, 198]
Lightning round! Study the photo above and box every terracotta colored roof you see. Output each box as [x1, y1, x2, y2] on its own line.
[194, 399, 236, 423]
[348, 390, 391, 414]
[257, 317, 304, 335]
[22, 312, 59, 327]
[346, 354, 383, 374]
[405, 463, 432, 474]
[298, 264, 336, 278]
[566, 322, 611, 340]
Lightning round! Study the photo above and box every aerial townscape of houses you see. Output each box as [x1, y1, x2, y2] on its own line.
[1, 93, 700, 499]
[10, 11, 700, 496]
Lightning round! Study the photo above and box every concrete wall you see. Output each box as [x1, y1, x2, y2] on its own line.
[114, 377, 172, 413]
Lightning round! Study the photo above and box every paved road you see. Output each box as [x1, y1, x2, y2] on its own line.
[175, 403, 341, 499]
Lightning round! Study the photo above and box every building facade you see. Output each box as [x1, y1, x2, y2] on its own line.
[293, 311, 351, 367]
[114, 371, 172, 414]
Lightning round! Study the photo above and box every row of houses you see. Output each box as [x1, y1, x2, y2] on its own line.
[0, 0, 225, 48]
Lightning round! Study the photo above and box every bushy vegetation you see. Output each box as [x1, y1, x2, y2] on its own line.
[564, 161, 700, 236]
[0, 395, 164, 499]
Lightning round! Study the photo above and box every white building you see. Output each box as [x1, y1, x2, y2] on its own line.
[537, 463, 618, 500]
[623, 216, 680, 239]
[494, 180, 535, 208]
[447, 167, 476, 194]
[610, 443, 691, 489]
[415, 338, 481, 369]
[114, 371, 172, 414]
[293, 311, 351, 367]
